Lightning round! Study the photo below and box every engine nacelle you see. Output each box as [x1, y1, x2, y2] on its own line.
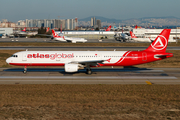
[72, 41, 76, 43]
[65, 64, 79, 72]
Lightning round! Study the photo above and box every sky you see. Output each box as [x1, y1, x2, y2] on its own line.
[0, 0, 179, 22]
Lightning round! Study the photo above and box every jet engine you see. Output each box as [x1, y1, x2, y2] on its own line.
[72, 41, 76, 43]
[65, 63, 79, 72]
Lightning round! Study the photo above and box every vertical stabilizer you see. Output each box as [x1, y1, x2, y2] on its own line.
[52, 29, 58, 37]
[144, 29, 171, 52]
[105, 25, 111, 31]
[130, 31, 137, 38]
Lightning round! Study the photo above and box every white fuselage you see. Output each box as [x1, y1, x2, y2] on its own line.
[64, 36, 87, 43]
[6, 51, 127, 66]
[53, 36, 87, 43]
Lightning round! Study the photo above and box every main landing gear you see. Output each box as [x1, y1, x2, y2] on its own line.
[86, 66, 92, 75]
[23, 66, 27, 74]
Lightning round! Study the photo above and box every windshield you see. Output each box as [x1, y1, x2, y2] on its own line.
[11, 55, 18, 57]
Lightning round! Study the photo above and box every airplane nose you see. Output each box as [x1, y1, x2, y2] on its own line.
[6, 58, 11, 64]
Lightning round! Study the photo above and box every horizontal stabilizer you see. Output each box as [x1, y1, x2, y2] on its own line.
[154, 54, 173, 59]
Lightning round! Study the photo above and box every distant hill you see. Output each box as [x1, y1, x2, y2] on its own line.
[79, 16, 180, 26]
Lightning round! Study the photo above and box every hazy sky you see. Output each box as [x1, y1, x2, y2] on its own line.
[0, 0, 179, 22]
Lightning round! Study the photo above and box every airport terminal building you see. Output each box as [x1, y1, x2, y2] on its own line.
[133, 29, 180, 40]
[0, 28, 13, 36]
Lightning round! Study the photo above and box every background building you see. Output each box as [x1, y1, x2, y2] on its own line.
[96, 19, 101, 29]
[91, 17, 96, 27]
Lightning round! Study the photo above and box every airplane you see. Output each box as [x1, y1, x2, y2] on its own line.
[13, 27, 27, 37]
[51, 29, 87, 43]
[130, 31, 176, 43]
[6, 29, 173, 74]
[130, 31, 152, 42]
[114, 25, 130, 42]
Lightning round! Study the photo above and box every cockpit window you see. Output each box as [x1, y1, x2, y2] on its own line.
[11, 55, 18, 57]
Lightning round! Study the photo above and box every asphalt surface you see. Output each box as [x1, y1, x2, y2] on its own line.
[0, 67, 180, 84]
[0, 38, 120, 43]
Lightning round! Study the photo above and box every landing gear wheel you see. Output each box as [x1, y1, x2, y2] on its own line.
[23, 70, 27, 74]
[23, 66, 27, 74]
[86, 69, 92, 75]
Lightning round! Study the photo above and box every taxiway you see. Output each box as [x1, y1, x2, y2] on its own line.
[0, 67, 180, 84]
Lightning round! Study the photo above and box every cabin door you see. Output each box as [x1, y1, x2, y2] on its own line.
[22, 54, 27, 61]
[142, 52, 147, 61]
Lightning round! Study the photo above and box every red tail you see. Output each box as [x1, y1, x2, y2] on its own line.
[135, 25, 137, 29]
[22, 27, 26, 32]
[144, 29, 171, 53]
[105, 25, 111, 31]
[52, 29, 58, 37]
[46, 27, 50, 33]
[130, 31, 137, 38]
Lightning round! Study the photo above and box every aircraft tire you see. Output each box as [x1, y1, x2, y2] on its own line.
[86, 69, 92, 75]
[23, 70, 27, 74]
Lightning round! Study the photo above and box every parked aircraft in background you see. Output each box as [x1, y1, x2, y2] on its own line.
[52, 30, 87, 43]
[130, 31, 152, 42]
[130, 31, 176, 43]
[134, 25, 142, 29]
[13, 27, 27, 37]
[6, 29, 173, 74]
[114, 25, 130, 42]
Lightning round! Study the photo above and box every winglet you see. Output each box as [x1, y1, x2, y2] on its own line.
[144, 29, 171, 52]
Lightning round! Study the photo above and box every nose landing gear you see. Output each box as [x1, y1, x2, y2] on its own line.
[23, 66, 27, 74]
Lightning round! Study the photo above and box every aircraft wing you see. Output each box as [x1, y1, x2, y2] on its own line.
[70, 60, 106, 66]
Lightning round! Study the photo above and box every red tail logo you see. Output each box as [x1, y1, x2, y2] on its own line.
[145, 29, 171, 52]
[151, 35, 167, 50]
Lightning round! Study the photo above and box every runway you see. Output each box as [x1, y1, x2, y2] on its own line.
[1, 67, 180, 84]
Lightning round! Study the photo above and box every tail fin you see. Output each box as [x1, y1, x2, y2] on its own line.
[130, 31, 137, 38]
[52, 29, 58, 37]
[135, 25, 137, 29]
[144, 29, 171, 52]
[22, 27, 26, 32]
[105, 25, 111, 31]
[46, 27, 50, 33]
